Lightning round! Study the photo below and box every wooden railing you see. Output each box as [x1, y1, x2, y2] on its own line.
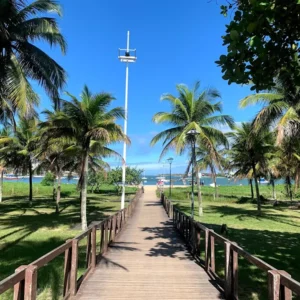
[161, 193, 300, 300]
[0, 189, 142, 300]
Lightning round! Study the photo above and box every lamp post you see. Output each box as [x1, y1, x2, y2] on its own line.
[167, 157, 173, 197]
[118, 31, 137, 209]
[187, 129, 199, 219]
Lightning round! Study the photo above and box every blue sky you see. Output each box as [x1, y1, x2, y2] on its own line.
[35, 0, 262, 175]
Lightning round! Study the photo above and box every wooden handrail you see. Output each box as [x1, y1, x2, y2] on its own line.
[0, 268, 26, 294]
[160, 193, 300, 300]
[0, 188, 142, 300]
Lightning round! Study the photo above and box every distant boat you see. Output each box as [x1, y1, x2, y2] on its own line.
[209, 183, 218, 187]
[259, 178, 269, 184]
[4, 174, 19, 180]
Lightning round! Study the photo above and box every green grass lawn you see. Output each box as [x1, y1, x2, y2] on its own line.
[0, 182, 137, 300]
[177, 183, 300, 200]
[167, 186, 300, 300]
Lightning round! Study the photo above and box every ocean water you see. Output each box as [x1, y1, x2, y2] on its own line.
[141, 175, 250, 186]
[3, 176, 78, 184]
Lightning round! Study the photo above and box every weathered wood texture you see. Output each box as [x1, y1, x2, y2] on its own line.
[74, 187, 223, 300]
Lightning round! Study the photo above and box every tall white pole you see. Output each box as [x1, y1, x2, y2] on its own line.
[121, 31, 130, 209]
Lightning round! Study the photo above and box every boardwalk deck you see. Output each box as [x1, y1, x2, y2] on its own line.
[74, 186, 224, 300]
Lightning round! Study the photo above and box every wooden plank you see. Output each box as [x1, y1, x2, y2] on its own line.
[31, 241, 72, 268]
[268, 270, 280, 300]
[210, 231, 215, 273]
[232, 248, 239, 300]
[224, 241, 232, 299]
[13, 266, 26, 300]
[63, 243, 72, 297]
[70, 239, 78, 296]
[280, 272, 300, 296]
[85, 231, 92, 269]
[24, 265, 37, 300]
[91, 227, 97, 269]
[231, 243, 276, 272]
[205, 229, 209, 271]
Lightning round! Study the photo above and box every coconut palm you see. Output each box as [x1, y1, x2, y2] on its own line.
[41, 85, 128, 230]
[239, 80, 300, 143]
[151, 82, 234, 158]
[0, 118, 39, 204]
[228, 123, 275, 213]
[0, 0, 66, 114]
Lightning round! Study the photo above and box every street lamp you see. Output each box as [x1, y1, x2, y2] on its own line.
[118, 31, 137, 209]
[187, 129, 199, 219]
[167, 157, 173, 197]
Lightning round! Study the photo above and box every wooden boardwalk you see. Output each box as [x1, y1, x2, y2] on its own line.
[74, 186, 224, 300]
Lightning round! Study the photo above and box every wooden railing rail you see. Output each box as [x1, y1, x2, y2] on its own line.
[161, 193, 300, 300]
[0, 188, 142, 300]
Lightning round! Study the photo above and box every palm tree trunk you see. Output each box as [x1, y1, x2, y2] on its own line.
[249, 178, 254, 199]
[214, 174, 218, 199]
[271, 178, 276, 200]
[81, 151, 89, 230]
[0, 169, 3, 203]
[286, 175, 293, 202]
[294, 168, 300, 193]
[29, 160, 33, 205]
[252, 163, 261, 213]
[196, 170, 203, 216]
[56, 170, 62, 214]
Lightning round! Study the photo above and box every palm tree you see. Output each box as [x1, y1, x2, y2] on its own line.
[151, 82, 234, 158]
[0, 118, 39, 205]
[184, 141, 226, 215]
[41, 86, 128, 230]
[239, 80, 300, 144]
[228, 123, 275, 213]
[36, 139, 76, 213]
[0, 0, 66, 113]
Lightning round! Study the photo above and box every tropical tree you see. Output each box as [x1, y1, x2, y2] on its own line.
[36, 139, 77, 213]
[239, 81, 300, 144]
[228, 123, 275, 213]
[0, 0, 66, 115]
[184, 141, 226, 215]
[0, 118, 39, 205]
[41, 85, 128, 230]
[151, 81, 233, 216]
[151, 82, 234, 158]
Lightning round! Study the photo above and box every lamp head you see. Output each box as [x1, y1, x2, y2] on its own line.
[167, 157, 174, 164]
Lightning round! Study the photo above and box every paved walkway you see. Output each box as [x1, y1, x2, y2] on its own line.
[74, 186, 223, 299]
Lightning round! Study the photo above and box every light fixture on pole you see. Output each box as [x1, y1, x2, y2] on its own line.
[167, 157, 173, 197]
[118, 31, 137, 209]
[187, 129, 199, 219]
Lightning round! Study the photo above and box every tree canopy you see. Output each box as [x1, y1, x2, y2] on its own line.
[216, 0, 300, 91]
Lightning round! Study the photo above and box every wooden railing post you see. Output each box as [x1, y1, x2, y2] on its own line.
[63, 241, 72, 297]
[205, 229, 210, 271]
[104, 220, 108, 253]
[196, 227, 201, 257]
[85, 231, 91, 268]
[232, 243, 239, 300]
[117, 212, 121, 234]
[24, 265, 37, 300]
[278, 271, 292, 300]
[14, 265, 27, 300]
[100, 222, 104, 254]
[268, 270, 280, 300]
[70, 239, 78, 296]
[91, 226, 97, 269]
[224, 241, 232, 299]
[210, 230, 215, 273]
